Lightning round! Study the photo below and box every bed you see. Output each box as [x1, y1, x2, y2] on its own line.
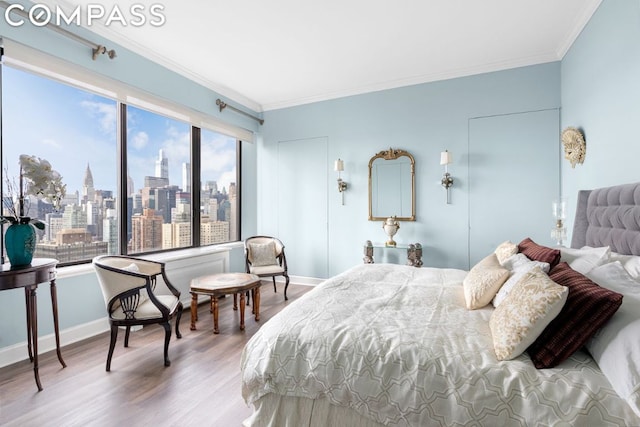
[240, 182, 640, 426]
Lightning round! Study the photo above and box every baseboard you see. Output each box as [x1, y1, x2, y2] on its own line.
[269, 274, 323, 286]
[0, 317, 110, 369]
[0, 275, 323, 369]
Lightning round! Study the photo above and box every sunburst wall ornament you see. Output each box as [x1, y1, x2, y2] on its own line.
[561, 127, 586, 168]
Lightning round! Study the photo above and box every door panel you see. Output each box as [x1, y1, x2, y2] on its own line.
[469, 110, 559, 267]
[277, 137, 328, 278]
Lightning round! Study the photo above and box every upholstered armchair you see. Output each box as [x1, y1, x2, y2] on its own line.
[245, 236, 290, 300]
[92, 255, 183, 371]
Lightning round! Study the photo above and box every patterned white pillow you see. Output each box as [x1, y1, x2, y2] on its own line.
[463, 253, 510, 309]
[492, 254, 550, 308]
[494, 241, 518, 265]
[249, 241, 278, 267]
[489, 266, 568, 361]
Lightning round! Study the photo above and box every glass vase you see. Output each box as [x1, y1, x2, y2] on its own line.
[5, 222, 37, 267]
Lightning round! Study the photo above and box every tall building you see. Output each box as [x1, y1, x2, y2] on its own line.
[200, 218, 229, 245]
[229, 182, 237, 241]
[155, 149, 169, 181]
[85, 200, 100, 239]
[127, 167, 135, 196]
[103, 208, 118, 255]
[63, 204, 88, 230]
[82, 163, 95, 203]
[162, 221, 191, 249]
[182, 162, 191, 193]
[144, 176, 169, 189]
[130, 208, 163, 253]
[45, 212, 64, 242]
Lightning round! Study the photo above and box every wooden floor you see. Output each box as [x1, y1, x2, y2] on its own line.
[0, 283, 312, 427]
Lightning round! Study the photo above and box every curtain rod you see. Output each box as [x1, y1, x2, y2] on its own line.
[0, 1, 116, 60]
[216, 99, 264, 125]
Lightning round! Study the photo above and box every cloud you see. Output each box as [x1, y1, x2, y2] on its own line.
[81, 100, 117, 135]
[131, 131, 149, 150]
[41, 138, 62, 149]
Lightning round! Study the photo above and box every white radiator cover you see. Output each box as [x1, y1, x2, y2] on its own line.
[158, 250, 230, 306]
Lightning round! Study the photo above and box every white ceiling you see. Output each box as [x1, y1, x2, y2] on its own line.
[38, 0, 602, 112]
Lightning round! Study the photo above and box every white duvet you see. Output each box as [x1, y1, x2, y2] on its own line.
[241, 264, 639, 426]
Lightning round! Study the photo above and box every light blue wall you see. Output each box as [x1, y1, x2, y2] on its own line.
[561, 0, 640, 238]
[4, 0, 634, 352]
[259, 63, 561, 277]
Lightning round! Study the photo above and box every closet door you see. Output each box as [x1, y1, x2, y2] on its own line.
[277, 137, 328, 278]
[468, 109, 560, 267]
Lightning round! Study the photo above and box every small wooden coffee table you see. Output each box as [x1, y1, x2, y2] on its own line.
[190, 273, 261, 334]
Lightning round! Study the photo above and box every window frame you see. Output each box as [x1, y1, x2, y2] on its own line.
[1, 43, 243, 266]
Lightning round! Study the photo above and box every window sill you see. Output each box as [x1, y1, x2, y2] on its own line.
[55, 242, 243, 279]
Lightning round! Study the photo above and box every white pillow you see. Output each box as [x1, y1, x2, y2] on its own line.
[609, 251, 640, 280]
[559, 246, 610, 274]
[119, 262, 148, 302]
[494, 241, 518, 265]
[585, 261, 640, 417]
[249, 241, 278, 267]
[463, 253, 510, 310]
[492, 254, 550, 308]
[489, 266, 568, 361]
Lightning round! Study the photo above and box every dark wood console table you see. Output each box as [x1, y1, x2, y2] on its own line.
[0, 258, 66, 391]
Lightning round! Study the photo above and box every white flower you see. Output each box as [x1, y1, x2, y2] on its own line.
[2, 155, 66, 228]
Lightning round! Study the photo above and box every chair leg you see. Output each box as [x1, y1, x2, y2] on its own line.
[175, 304, 183, 339]
[284, 274, 290, 301]
[272, 277, 277, 293]
[106, 325, 118, 372]
[124, 326, 131, 348]
[162, 322, 172, 367]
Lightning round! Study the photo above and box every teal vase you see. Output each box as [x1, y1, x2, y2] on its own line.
[5, 222, 37, 267]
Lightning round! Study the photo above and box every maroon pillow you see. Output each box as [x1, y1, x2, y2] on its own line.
[518, 238, 561, 269]
[527, 262, 623, 368]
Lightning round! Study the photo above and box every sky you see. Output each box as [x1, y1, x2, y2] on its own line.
[2, 66, 237, 198]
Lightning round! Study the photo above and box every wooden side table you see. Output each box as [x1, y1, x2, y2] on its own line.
[0, 258, 66, 391]
[189, 273, 261, 334]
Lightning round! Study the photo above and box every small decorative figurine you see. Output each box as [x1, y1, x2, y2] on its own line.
[363, 240, 374, 264]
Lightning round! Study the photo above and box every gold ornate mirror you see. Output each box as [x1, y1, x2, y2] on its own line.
[368, 148, 415, 221]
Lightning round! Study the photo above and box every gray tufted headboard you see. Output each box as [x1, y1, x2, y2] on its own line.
[571, 182, 640, 255]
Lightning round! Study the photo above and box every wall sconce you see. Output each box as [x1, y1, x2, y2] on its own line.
[334, 158, 348, 205]
[440, 150, 454, 204]
[551, 198, 567, 246]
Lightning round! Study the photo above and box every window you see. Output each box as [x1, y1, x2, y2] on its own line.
[1, 63, 241, 266]
[1, 66, 118, 263]
[200, 128, 239, 245]
[126, 105, 191, 253]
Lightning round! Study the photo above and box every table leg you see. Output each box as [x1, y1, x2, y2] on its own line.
[28, 286, 43, 391]
[24, 288, 33, 362]
[50, 279, 66, 368]
[233, 293, 238, 311]
[239, 292, 246, 331]
[253, 286, 261, 322]
[212, 295, 220, 334]
[190, 292, 198, 330]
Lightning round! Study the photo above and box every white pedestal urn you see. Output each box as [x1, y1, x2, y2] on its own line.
[383, 216, 400, 247]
